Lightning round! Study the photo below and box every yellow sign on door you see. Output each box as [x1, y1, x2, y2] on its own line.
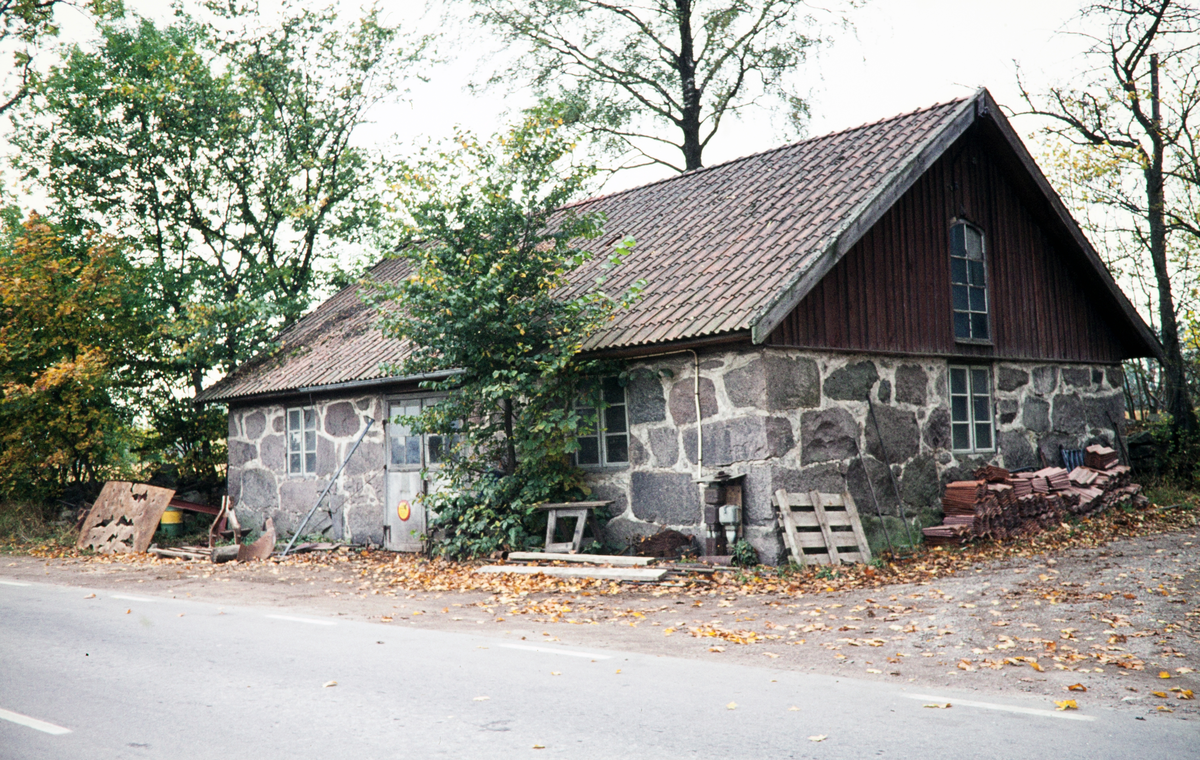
[396, 500, 411, 521]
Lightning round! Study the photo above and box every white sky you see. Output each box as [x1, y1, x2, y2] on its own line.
[44, 0, 1098, 197]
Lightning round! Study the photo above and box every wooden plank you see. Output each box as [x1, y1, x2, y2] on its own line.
[841, 490, 873, 563]
[507, 552, 654, 567]
[534, 501, 612, 511]
[476, 566, 668, 582]
[774, 489, 806, 567]
[809, 491, 841, 565]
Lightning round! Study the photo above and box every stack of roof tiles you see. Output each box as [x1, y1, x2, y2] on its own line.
[921, 459, 1142, 548]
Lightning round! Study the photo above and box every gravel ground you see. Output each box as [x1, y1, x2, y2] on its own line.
[4, 529, 1197, 721]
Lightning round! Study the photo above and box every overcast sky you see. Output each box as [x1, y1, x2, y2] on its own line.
[52, 0, 1099, 196]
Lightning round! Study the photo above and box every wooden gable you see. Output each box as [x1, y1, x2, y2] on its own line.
[766, 124, 1148, 364]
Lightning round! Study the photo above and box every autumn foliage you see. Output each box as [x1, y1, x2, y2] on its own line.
[0, 213, 147, 504]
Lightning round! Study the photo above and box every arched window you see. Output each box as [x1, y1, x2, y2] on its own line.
[950, 222, 990, 342]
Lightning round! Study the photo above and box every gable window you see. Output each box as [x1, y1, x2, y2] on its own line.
[950, 221, 990, 342]
[575, 377, 629, 467]
[949, 366, 994, 452]
[287, 406, 318, 474]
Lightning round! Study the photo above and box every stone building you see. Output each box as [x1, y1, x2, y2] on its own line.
[197, 89, 1160, 560]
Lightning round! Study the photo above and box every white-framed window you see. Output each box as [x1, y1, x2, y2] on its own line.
[575, 376, 629, 467]
[287, 406, 318, 475]
[950, 221, 990, 342]
[949, 366, 994, 452]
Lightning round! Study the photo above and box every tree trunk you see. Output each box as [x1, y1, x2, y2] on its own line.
[674, 0, 703, 171]
[1147, 54, 1197, 432]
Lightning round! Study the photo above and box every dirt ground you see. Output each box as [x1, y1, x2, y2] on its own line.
[4, 527, 1198, 721]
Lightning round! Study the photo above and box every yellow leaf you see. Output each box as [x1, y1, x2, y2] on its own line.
[1177, 690, 1194, 700]
[788, 706, 800, 711]
[727, 702, 738, 710]
[533, 744, 545, 749]
[1030, 661, 1045, 672]
[473, 696, 489, 701]
[1054, 700, 1077, 711]
[808, 735, 827, 742]
[923, 703, 951, 709]
[1067, 684, 1087, 692]
[550, 671, 560, 676]
[1159, 671, 1171, 679]
[322, 681, 337, 688]
[1152, 691, 1168, 698]
[866, 668, 882, 674]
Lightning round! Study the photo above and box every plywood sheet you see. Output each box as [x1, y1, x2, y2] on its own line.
[77, 481, 176, 554]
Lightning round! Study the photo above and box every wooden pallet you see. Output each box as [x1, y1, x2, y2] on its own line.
[773, 489, 872, 566]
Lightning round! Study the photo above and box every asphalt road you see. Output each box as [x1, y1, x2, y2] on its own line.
[0, 578, 1193, 759]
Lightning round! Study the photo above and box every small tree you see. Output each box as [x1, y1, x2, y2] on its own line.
[0, 212, 149, 505]
[377, 114, 641, 558]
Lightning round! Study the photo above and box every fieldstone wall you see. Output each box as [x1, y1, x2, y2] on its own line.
[226, 394, 387, 544]
[589, 349, 1125, 563]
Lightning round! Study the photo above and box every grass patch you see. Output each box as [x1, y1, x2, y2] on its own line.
[0, 501, 78, 554]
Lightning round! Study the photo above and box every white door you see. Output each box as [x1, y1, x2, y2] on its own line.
[383, 397, 446, 552]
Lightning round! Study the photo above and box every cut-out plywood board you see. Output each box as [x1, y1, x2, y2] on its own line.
[77, 481, 176, 554]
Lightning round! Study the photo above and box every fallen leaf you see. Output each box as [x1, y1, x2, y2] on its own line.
[322, 681, 337, 688]
[615, 669, 621, 674]
[808, 735, 827, 742]
[923, 703, 952, 709]
[709, 646, 725, 653]
[788, 706, 800, 711]
[1157, 706, 1174, 713]
[1159, 671, 1171, 679]
[550, 671, 560, 676]
[727, 702, 737, 710]
[533, 744, 545, 749]
[84, 593, 95, 599]
[1054, 700, 1077, 711]
[1177, 690, 1194, 700]
[1152, 691, 1168, 698]
[764, 652, 780, 658]
[1177, 667, 1195, 674]
[125, 609, 131, 614]
[473, 696, 489, 701]
[1030, 661, 1045, 672]
[1067, 684, 1087, 692]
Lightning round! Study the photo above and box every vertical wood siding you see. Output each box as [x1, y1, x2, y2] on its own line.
[768, 130, 1140, 363]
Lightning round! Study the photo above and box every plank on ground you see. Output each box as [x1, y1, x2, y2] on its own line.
[506, 552, 654, 566]
[476, 566, 668, 582]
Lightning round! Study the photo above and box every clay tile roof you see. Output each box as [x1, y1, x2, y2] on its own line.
[202, 88, 1158, 404]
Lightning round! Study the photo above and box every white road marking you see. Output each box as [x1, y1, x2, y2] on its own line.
[0, 580, 30, 587]
[110, 594, 155, 602]
[904, 693, 1096, 721]
[500, 644, 613, 660]
[265, 614, 336, 626]
[0, 707, 72, 735]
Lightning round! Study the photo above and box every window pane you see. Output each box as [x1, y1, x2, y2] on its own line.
[602, 377, 624, 405]
[427, 435, 444, 464]
[577, 407, 596, 434]
[968, 260, 986, 287]
[975, 423, 993, 450]
[289, 430, 301, 454]
[605, 434, 629, 463]
[290, 453, 301, 473]
[970, 369, 990, 394]
[577, 436, 600, 465]
[952, 285, 969, 310]
[950, 368, 968, 395]
[973, 395, 990, 422]
[288, 409, 300, 432]
[969, 286, 987, 311]
[950, 224, 965, 257]
[405, 436, 421, 465]
[305, 452, 317, 473]
[951, 396, 969, 422]
[303, 408, 315, 430]
[971, 312, 989, 339]
[950, 257, 968, 284]
[304, 430, 316, 453]
[952, 423, 971, 450]
[954, 311, 970, 339]
[965, 227, 984, 260]
[605, 405, 627, 434]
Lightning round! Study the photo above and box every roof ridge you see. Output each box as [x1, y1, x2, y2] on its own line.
[565, 95, 970, 211]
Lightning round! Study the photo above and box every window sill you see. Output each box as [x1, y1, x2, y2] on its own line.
[954, 338, 994, 347]
[578, 463, 630, 472]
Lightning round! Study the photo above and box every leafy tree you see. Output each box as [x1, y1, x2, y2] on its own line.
[13, 3, 425, 394]
[0, 0, 117, 115]
[0, 212, 148, 503]
[1018, 0, 1200, 436]
[376, 114, 641, 557]
[465, 0, 839, 172]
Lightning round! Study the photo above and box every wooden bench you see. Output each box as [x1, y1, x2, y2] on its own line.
[774, 490, 872, 566]
[533, 500, 611, 553]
